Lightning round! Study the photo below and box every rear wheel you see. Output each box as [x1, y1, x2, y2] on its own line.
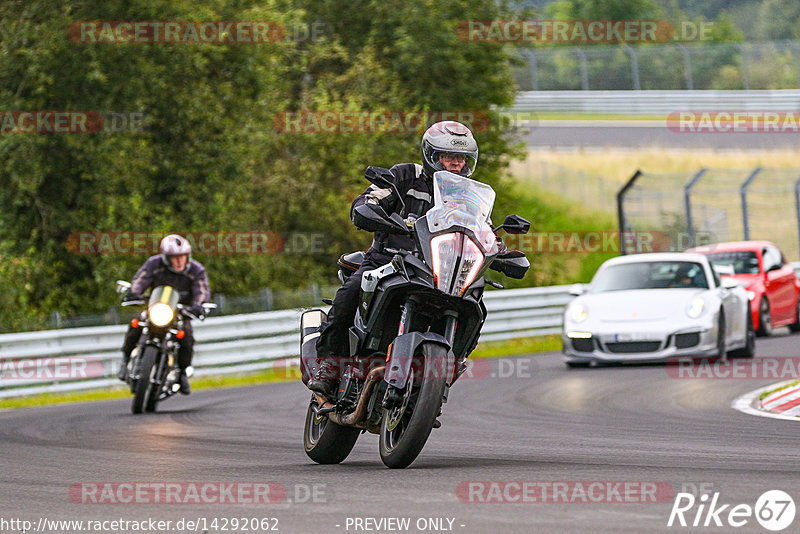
[379, 343, 447, 469]
[131, 346, 157, 415]
[303, 397, 360, 464]
[757, 298, 773, 337]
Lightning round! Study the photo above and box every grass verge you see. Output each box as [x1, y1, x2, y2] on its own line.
[0, 336, 562, 410]
[759, 380, 800, 402]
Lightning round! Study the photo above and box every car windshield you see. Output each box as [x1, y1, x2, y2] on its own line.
[704, 251, 760, 274]
[590, 261, 709, 293]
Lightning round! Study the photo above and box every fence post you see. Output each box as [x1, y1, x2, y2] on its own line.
[735, 44, 750, 90]
[523, 49, 539, 91]
[573, 47, 589, 90]
[260, 288, 274, 311]
[617, 170, 642, 255]
[678, 44, 693, 90]
[625, 45, 641, 90]
[740, 167, 762, 240]
[684, 169, 708, 248]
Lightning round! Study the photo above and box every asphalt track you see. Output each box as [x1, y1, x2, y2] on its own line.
[2, 330, 799, 534]
[522, 121, 800, 149]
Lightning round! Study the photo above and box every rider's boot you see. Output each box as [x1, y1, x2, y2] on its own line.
[307, 358, 339, 397]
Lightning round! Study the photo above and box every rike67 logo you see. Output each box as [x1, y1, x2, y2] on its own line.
[668, 490, 795, 531]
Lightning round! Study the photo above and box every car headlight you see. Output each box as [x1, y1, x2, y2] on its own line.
[569, 302, 588, 323]
[746, 290, 756, 301]
[686, 297, 705, 318]
[148, 302, 175, 327]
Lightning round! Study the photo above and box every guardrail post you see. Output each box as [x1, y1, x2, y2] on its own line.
[684, 169, 708, 249]
[677, 44, 693, 90]
[740, 167, 762, 240]
[617, 170, 642, 255]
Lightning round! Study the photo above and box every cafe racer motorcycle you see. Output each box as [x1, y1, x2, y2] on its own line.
[301, 168, 530, 468]
[116, 281, 215, 414]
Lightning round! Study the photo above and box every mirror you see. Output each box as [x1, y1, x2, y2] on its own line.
[569, 283, 587, 296]
[496, 214, 531, 235]
[721, 277, 739, 289]
[364, 166, 396, 189]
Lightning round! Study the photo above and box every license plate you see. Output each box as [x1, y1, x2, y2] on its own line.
[614, 333, 657, 342]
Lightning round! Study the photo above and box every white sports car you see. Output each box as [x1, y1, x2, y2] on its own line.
[562, 253, 755, 367]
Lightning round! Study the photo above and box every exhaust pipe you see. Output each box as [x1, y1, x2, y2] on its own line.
[319, 366, 386, 427]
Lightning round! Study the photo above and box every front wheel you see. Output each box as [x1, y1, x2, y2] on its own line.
[379, 343, 448, 469]
[729, 311, 755, 358]
[131, 346, 157, 414]
[303, 397, 360, 464]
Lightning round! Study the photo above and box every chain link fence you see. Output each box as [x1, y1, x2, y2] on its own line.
[619, 167, 800, 260]
[515, 158, 619, 210]
[516, 40, 800, 91]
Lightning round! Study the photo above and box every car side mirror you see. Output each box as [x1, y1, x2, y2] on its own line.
[495, 214, 531, 235]
[569, 283, 587, 296]
[721, 277, 739, 289]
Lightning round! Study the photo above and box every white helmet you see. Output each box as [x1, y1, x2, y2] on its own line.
[159, 234, 192, 273]
[421, 121, 478, 178]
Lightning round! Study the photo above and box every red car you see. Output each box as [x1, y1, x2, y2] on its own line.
[686, 241, 800, 336]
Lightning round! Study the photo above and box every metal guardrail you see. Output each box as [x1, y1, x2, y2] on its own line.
[0, 285, 573, 399]
[511, 90, 800, 115]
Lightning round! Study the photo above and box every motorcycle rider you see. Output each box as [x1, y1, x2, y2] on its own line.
[308, 121, 489, 396]
[117, 234, 211, 394]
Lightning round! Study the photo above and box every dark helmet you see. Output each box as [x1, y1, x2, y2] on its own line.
[421, 121, 478, 178]
[159, 234, 192, 273]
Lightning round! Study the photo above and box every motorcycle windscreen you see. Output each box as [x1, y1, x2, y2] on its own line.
[147, 286, 180, 327]
[426, 171, 498, 255]
[148, 286, 180, 309]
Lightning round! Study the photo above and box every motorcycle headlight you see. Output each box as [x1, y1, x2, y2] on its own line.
[148, 302, 175, 327]
[454, 236, 485, 296]
[431, 234, 460, 295]
[686, 297, 705, 318]
[569, 302, 588, 323]
[431, 233, 485, 296]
